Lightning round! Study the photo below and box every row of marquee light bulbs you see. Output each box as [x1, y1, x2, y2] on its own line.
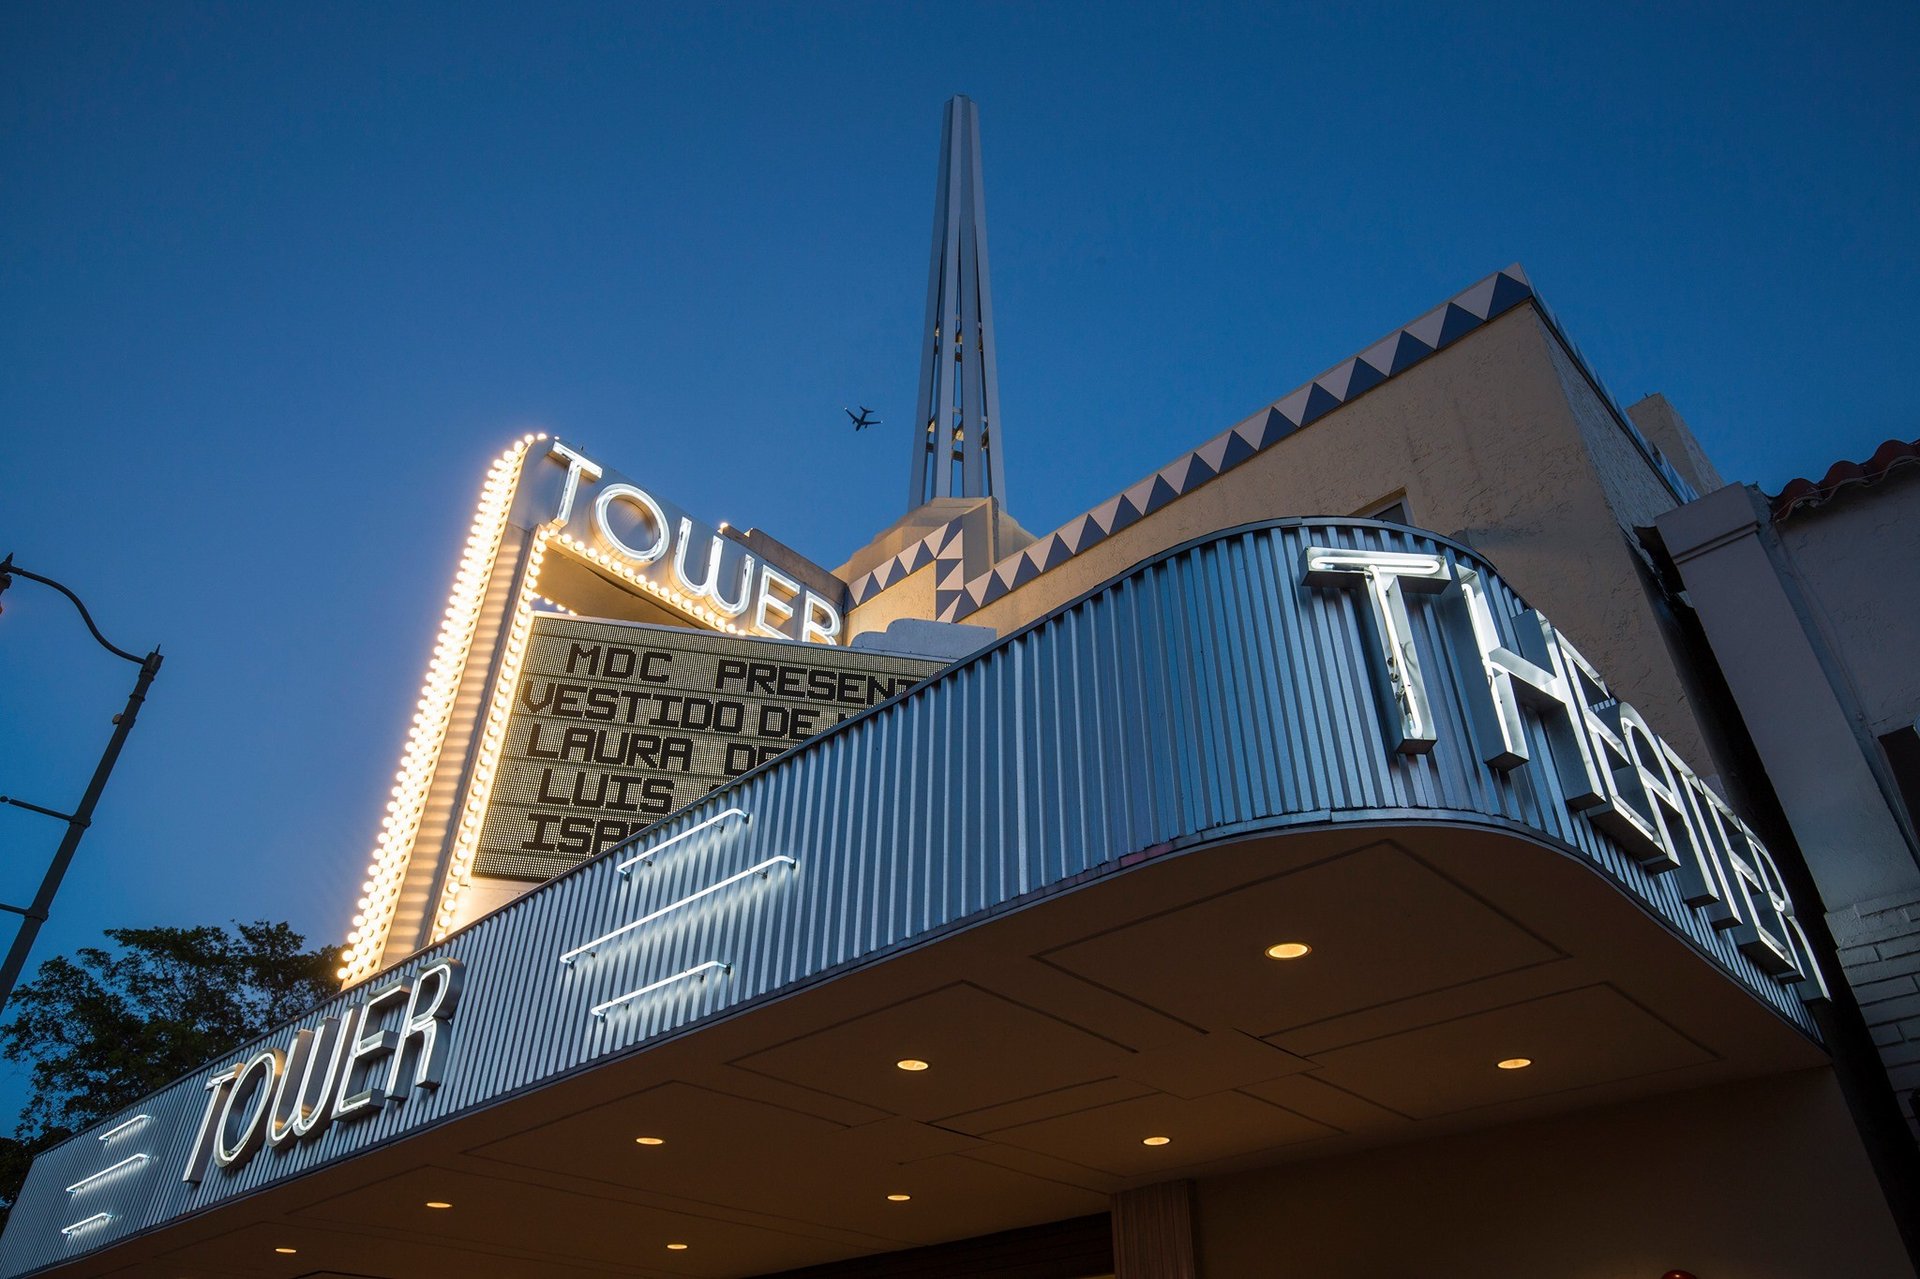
[339, 428, 793, 984]
[339, 436, 541, 981]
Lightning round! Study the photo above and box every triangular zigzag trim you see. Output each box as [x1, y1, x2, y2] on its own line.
[886, 265, 1537, 623]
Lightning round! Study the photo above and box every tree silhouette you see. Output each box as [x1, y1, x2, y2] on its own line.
[0, 920, 339, 1224]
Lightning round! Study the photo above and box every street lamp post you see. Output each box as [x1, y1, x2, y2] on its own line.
[0, 553, 163, 1012]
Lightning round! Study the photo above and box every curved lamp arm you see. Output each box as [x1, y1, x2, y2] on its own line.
[0, 553, 152, 667]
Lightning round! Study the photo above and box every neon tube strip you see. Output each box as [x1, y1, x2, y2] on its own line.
[1303, 547, 1446, 577]
[590, 961, 730, 1020]
[65, 1154, 151, 1194]
[95, 1114, 150, 1143]
[562, 857, 796, 965]
[616, 808, 750, 878]
[59, 1213, 111, 1238]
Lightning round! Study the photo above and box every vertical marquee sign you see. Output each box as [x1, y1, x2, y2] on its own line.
[341, 437, 870, 985]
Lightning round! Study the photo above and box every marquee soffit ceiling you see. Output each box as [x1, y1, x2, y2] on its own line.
[34, 822, 1821, 1279]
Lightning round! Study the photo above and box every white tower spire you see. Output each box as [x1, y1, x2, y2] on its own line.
[908, 95, 1007, 511]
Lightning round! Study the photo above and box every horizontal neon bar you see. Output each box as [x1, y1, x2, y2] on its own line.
[1303, 547, 1446, 576]
[590, 960, 729, 1019]
[561, 857, 796, 965]
[615, 808, 748, 876]
[65, 1153, 151, 1194]
[95, 1114, 150, 1143]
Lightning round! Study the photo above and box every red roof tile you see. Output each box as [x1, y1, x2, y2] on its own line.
[1770, 437, 1920, 522]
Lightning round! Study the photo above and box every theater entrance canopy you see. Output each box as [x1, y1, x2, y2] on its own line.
[1, 521, 1829, 1279]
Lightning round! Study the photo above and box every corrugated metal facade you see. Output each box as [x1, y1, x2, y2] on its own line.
[0, 519, 1821, 1275]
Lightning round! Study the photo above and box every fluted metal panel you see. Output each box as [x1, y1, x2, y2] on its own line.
[0, 519, 1820, 1277]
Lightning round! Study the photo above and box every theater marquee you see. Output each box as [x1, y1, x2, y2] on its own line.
[2, 520, 1830, 1277]
[340, 438, 867, 985]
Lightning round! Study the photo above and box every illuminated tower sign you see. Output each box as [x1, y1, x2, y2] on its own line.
[339, 438, 862, 984]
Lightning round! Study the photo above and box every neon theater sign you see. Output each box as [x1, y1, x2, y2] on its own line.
[181, 959, 464, 1183]
[1301, 545, 1828, 999]
[52, 960, 467, 1241]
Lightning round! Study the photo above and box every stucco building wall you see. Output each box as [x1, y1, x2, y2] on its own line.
[1658, 476, 1920, 1143]
[1773, 467, 1920, 741]
[1776, 473, 1920, 1134]
[1629, 392, 1725, 495]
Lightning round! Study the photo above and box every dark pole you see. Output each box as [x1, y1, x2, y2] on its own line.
[0, 554, 162, 1011]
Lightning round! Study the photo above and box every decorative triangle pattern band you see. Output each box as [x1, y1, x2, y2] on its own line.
[846, 518, 967, 606]
[928, 264, 1539, 622]
[858, 263, 1699, 630]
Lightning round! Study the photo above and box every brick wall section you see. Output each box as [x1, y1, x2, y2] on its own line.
[1830, 890, 1920, 1142]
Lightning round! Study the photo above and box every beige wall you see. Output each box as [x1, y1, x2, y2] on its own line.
[1192, 1069, 1909, 1279]
[854, 304, 1721, 778]
[1775, 467, 1920, 740]
[1542, 334, 1683, 536]
[1658, 484, 1920, 906]
[1774, 473, 1920, 1140]
[1629, 392, 1725, 495]
[1660, 476, 1920, 1143]
[843, 559, 938, 640]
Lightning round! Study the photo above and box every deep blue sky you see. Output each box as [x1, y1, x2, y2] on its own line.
[2, 2, 1915, 1118]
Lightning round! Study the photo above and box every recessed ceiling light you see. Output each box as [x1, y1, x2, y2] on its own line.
[1497, 1057, 1533, 1070]
[895, 1058, 930, 1072]
[886, 1193, 912, 1202]
[635, 1135, 666, 1146]
[274, 1247, 297, 1255]
[425, 1201, 452, 1209]
[1264, 941, 1312, 960]
[1141, 1135, 1171, 1147]
[666, 1242, 689, 1251]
